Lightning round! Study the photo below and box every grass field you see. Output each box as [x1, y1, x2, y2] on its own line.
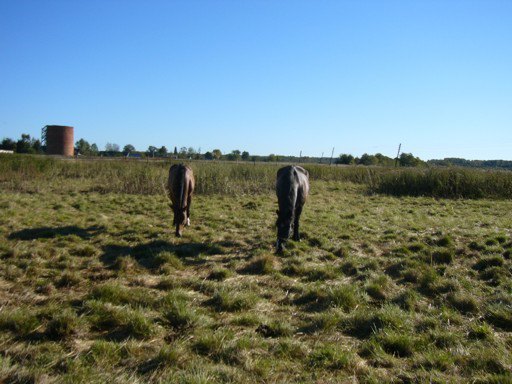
[0, 156, 511, 383]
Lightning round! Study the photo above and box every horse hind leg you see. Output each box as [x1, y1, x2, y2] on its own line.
[276, 239, 285, 254]
[186, 192, 192, 226]
[293, 204, 303, 241]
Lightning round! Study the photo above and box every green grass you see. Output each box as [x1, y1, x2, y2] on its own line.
[295, 284, 361, 311]
[373, 167, 512, 199]
[208, 287, 258, 312]
[0, 156, 511, 382]
[45, 309, 80, 339]
[86, 301, 156, 339]
[3, 154, 512, 198]
[0, 308, 40, 337]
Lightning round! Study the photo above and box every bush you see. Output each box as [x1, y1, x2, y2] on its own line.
[256, 320, 294, 338]
[295, 285, 360, 312]
[240, 255, 275, 275]
[208, 288, 258, 312]
[160, 291, 200, 330]
[341, 305, 407, 339]
[378, 331, 415, 357]
[309, 344, 355, 369]
[46, 309, 80, 339]
[486, 305, 512, 331]
[371, 168, 512, 199]
[447, 292, 478, 314]
[0, 308, 39, 336]
[87, 301, 155, 339]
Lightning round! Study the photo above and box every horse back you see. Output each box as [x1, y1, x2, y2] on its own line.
[168, 164, 194, 208]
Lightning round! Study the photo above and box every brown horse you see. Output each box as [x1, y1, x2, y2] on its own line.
[275, 165, 309, 253]
[167, 164, 195, 237]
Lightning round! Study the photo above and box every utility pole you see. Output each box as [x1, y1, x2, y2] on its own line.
[329, 147, 335, 166]
[395, 143, 402, 167]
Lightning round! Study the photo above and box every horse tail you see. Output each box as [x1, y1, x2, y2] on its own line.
[291, 168, 299, 215]
[179, 166, 187, 209]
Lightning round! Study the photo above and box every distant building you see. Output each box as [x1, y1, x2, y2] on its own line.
[42, 125, 74, 156]
[0, 150, 14, 154]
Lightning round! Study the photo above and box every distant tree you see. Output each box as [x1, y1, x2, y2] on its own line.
[204, 151, 213, 160]
[399, 153, 423, 167]
[375, 153, 394, 166]
[0, 138, 16, 151]
[179, 146, 188, 159]
[16, 134, 34, 153]
[157, 146, 168, 157]
[187, 147, 199, 159]
[242, 151, 250, 161]
[90, 143, 99, 155]
[123, 144, 136, 154]
[212, 149, 222, 160]
[147, 146, 157, 157]
[32, 139, 42, 153]
[105, 143, 120, 152]
[227, 150, 241, 161]
[426, 158, 512, 170]
[337, 154, 354, 165]
[267, 154, 277, 162]
[75, 138, 91, 155]
[174, 147, 178, 156]
[358, 153, 378, 166]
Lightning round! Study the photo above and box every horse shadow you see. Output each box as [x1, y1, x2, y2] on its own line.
[99, 239, 236, 270]
[8, 225, 105, 240]
[8, 225, 246, 271]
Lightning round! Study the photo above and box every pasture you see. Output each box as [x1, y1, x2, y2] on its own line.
[0, 156, 511, 383]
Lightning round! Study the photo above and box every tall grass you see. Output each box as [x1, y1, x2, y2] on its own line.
[2, 154, 512, 199]
[0, 155, 374, 195]
[372, 168, 512, 199]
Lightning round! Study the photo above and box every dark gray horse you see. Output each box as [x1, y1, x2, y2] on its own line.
[166, 164, 195, 237]
[275, 165, 309, 252]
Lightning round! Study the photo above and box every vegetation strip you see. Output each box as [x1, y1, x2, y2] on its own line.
[0, 157, 511, 382]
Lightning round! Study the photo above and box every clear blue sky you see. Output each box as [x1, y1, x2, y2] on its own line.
[1, 0, 511, 160]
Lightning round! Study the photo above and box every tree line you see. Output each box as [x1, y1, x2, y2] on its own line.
[335, 152, 424, 167]
[0, 134, 251, 160]
[3, 133, 510, 170]
[0, 134, 43, 154]
[0, 134, 427, 167]
[427, 158, 512, 170]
